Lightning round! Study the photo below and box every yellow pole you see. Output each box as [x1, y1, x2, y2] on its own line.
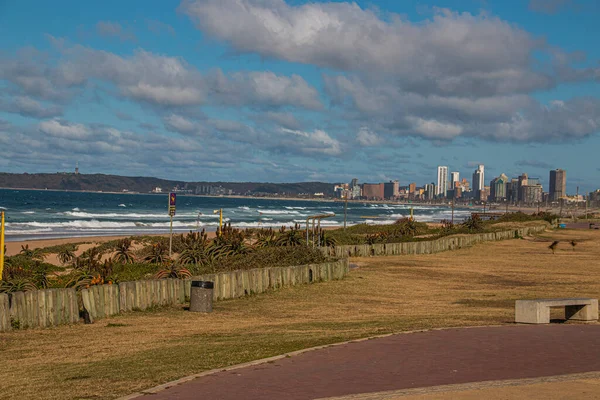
[0, 212, 5, 281]
[214, 209, 223, 237]
[219, 208, 223, 236]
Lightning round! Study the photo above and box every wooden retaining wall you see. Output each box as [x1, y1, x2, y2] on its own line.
[81, 259, 349, 322]
[0, 259, 350, 329]
[0, 288, 79, 331]
[2, 225, 542, 331]
[322, 225, 548, 258]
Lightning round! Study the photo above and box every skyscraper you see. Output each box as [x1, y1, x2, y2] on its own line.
[549, 169, 566, 201]
[450, 172, 460, 189]
[490, 173, 508, 201]
[472, 164, 485, 195]
[517, 173, 528, 203]
[383, 180, 399, 199]
[436, 166, 448, 197]
[362, 183, 385, 200]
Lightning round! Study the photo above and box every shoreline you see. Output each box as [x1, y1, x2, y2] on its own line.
[2, 187, 594, 215]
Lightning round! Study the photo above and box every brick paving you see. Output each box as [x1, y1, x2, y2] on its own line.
[137, 324, 600, 399]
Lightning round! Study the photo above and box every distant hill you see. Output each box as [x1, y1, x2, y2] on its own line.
[0, 173, 334, 196]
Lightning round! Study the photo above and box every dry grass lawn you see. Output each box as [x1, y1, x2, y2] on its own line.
[1, 228, 599, 399]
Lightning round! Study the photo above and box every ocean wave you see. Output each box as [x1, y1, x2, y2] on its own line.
[237, 206, 251, 210]
[72, 207, 80, 211]
[10, 220, 138, 229]
[118, 204, 126, 207]
[293, 219, 338, 225]
[257, 209, 301, 215]
[9, 220, 205, 229]
[6, 228, 53, 235]
[22, 211, 36, 214]
[362, 219, 398, 225]
[284, 206, 307, 210]
[64, 211, 214, 219]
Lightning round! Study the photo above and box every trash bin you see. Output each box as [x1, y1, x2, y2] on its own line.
[189, 281, 214, 313]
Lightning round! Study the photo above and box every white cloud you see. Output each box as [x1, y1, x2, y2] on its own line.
[163, 114, 198, 134]
[38, 119, 92, 140]
[1, 96, 63, 118]
[182, 0, 557, 97]
[207, 70, 322, 110]
[34, 47, 323, 110]
[356, 127, 382, 146]
[263, 111, 301, 130]
[407, 117, 463, 140]
[281, 128, 342, 155]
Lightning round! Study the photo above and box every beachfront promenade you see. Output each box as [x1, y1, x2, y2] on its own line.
[131, 324, 600, 400]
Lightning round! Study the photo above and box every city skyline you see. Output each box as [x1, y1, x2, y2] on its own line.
[0, 0, 599, 192]
[334, 165, 581, 203]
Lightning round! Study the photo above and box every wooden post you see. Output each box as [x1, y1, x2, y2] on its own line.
[0, 293, 10, 331]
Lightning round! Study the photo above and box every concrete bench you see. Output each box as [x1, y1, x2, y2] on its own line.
[515, 298, 598, 324]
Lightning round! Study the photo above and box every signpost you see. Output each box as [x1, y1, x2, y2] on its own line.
[168, 193, 176, 257]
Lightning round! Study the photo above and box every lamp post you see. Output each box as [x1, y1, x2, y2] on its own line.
[344, 196, 348, 230]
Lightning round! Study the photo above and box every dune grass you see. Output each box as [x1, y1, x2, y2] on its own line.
[1, 228, 599, 399]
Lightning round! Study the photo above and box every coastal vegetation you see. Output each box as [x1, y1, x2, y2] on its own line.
[1, 227, 598, 400]
[0, 212, 555, 293]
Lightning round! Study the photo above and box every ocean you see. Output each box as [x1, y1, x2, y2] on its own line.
[0, 189, 472, 241]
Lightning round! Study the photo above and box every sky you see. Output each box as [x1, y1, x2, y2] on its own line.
[0, 0, 599, 193]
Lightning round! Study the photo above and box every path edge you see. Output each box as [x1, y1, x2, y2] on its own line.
[117, 324, 507, 400]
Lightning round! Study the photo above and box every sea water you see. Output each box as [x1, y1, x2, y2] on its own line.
[0, 189, 472, 241]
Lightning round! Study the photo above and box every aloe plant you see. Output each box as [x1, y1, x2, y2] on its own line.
[114, 238, 135, 264]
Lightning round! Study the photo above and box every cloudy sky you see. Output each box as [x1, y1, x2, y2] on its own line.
[0, 0, 599, 193]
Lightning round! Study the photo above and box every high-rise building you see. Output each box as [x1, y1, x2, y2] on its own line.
[424, 183, 436, 200]
[472, 164, 485, 195]
[517, 173, 528, 202]
[549, 169, 566, 201]
[409, 182, 416, 194]
[450, 172, 460, 189]
[522, 184, 543, 204]
[490, 173, 508, 201]
[362, 183, 385, 200]
[383, 180, 399, 199]
[436, 166, 448, 197]
[350, 178, 359, 189]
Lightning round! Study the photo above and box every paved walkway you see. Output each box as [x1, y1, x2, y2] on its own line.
[137, 325, 600, 400]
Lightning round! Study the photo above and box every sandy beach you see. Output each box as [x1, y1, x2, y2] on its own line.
[4, 201, 596, 259]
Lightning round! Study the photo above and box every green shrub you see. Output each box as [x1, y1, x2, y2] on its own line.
[200, 246, 329, 274]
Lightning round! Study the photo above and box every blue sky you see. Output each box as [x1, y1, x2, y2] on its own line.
[0, 0, 599, 193]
